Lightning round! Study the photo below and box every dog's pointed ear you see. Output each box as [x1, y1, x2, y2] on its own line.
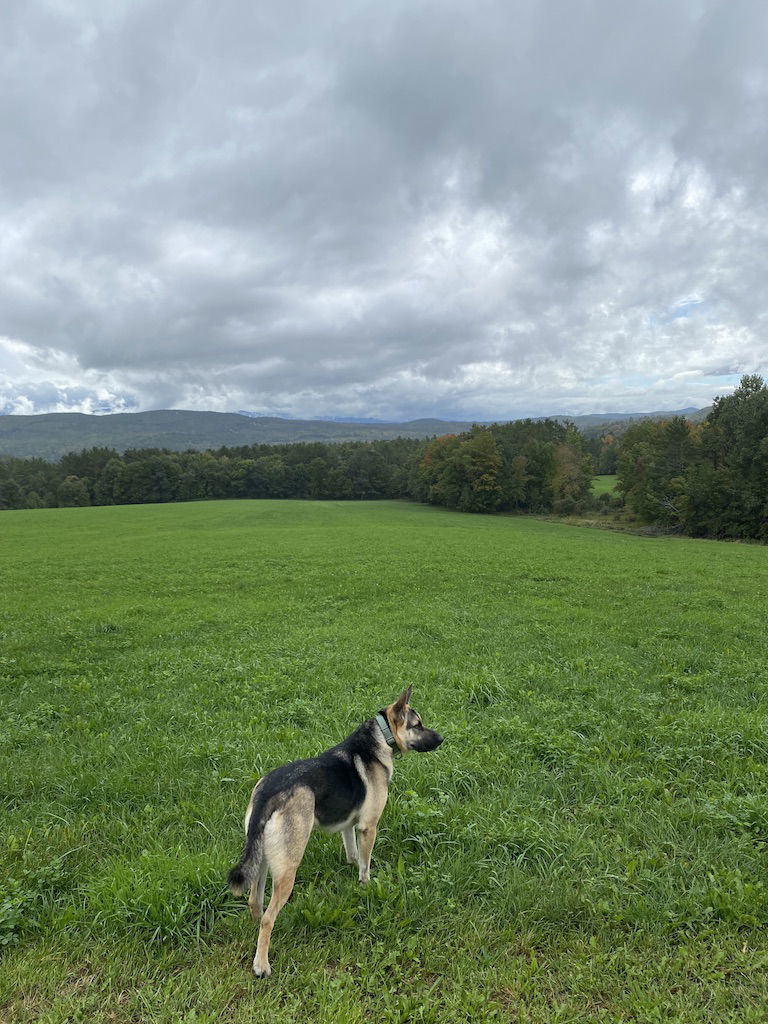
[391, 684, 413, 723]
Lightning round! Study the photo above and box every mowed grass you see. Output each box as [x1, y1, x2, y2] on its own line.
[591, 475, 618, 497]
[2, 500, 768, 1023]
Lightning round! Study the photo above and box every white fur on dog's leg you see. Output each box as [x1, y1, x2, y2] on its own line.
[341, 825, 358, 866]
[252, 955, 271, 978]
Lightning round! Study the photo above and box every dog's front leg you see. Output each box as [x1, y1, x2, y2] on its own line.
[341, 825, 358, 866]
[357, 822, 377, 884]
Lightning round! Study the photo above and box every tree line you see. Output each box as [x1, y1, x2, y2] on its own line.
[617, 374, 768, 541]
[0, 419, 594, 514]
[5, 378, 763, 540]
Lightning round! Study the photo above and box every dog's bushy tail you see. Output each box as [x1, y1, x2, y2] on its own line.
[228, 801, 266, 896]
[228, 836, 263, 895]
[227, 862, 251, 896]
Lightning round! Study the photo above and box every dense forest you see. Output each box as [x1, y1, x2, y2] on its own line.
[617, 374, 768, 541]
[0, 420, 593, 515]
[416, 420, 593, 513]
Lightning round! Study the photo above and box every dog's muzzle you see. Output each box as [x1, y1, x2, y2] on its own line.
[413, 730, 444, 752]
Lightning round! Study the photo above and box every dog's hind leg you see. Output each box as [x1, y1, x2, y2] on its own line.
[252, 788, 314, 979]
[248, 854, 268, 922]
[341, 825, 358, 866]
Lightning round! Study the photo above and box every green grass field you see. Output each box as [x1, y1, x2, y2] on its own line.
[591, 475, 618, 497]
[2, 500, 768, 1023]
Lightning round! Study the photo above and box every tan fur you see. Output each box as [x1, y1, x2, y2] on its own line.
[355, 760, 390, 884]
[244, 777, 263, 834]
[386, 684, 429, 753]
[247, 858, 268, 922]
[253, 788, 315, 977]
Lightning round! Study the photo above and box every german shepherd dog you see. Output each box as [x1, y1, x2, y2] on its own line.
[228, 685, 443, 977]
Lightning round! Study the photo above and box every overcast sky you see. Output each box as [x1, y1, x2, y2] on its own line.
[1, 0, 767, 421]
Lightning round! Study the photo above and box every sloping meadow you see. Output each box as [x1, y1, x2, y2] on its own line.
[2, 500, 768, 1022]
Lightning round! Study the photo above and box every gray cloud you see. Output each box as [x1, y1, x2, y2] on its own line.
[1, 0, 767, 422]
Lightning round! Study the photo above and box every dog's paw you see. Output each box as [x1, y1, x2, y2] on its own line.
[252, 959, 272, 979]
[358, 874, 370, 886]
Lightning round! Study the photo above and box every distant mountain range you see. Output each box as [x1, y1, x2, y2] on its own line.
[560, 407, 710, 436]
[0, 407, 710, 461]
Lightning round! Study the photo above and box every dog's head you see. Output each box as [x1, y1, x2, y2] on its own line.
[384, 685, 443, 753]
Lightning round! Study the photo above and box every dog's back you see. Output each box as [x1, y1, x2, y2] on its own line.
[228, 732, 373, 894]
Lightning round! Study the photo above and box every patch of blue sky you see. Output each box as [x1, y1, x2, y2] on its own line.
[647, 296, 706, 327]
[707, 372, 742, 389]
[668, 296, 705, 319]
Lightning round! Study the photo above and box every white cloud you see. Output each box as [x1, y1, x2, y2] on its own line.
[0, 0, 767, 421]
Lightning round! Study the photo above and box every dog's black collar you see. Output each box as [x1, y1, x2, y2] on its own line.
[375, 712, 397, 750]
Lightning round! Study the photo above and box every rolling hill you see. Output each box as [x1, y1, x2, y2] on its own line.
[0, 407, 710, 461]
[0, 410, 480, 460]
